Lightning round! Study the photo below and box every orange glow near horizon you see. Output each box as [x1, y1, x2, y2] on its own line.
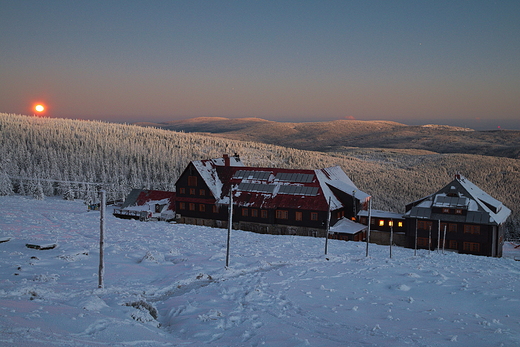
[34, 103, 46, 116]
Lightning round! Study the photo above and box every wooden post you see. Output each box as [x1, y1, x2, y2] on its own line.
[98, 189, 106, 289]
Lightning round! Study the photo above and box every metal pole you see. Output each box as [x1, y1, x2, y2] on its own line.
[365, 198, 371, 257]
[428, 224, 432, 255]
[226, 188, 233, 268]
[437, 220, 441, 252]
[98, 190, 106, 289]
[414, 219, 418, 256]
[325, 196, 331, 255]
[390, 219, 393, 259]
[443, 225, 447, 254]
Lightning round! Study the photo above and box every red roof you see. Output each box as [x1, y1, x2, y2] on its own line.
[135, 190, 176, 212]
[218, 166, 331, 211]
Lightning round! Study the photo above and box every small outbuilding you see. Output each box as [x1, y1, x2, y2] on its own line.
[113, 189, 176, 222]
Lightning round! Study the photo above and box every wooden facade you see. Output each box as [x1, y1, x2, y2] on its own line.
[403, 175, 510, 257]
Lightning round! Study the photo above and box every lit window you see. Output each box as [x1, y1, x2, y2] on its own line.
[398, 221, 403, 228]
[379, 220, 385, 227]
[388, 220, 394, 227]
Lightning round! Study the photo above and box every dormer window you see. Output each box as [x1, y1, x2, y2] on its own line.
[442, 208, 450, 214]
[455, 209, 463, 214]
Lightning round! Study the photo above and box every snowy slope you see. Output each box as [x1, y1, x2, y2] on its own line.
[1, 195, 520, 346]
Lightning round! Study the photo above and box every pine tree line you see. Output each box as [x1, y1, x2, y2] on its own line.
[1, 113, 518, 237]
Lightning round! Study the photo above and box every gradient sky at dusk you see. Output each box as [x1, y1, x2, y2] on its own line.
[1, 1, 519, 129]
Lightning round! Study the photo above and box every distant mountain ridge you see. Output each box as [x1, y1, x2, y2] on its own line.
[135, 117, 520, 159]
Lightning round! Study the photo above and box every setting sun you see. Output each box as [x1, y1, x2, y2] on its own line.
[35, 104, 45, 112]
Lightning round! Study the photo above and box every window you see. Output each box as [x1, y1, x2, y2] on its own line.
[360, 217, 367, 224]
[261, 210, 268, 218]
[418, 220, 433, 230]
[188, 175, 197, 186]
[199, 204, 206, 212]
[276, 210, 288, 219]
[449, 224, 458, 233]
[463, 242, 480, 252]
[379, 220, 385, 227]
[199, 189, 206, 196]
[242, 208, 248, 217]
[455, 209, 463, 214]
[442, 208, 450, 214]
[179, 202, 186, 210]
[310, 212, 318, 221]
[398, 221, 403, 228]
[212, 205, 218, 213]
[251, 209, 258, 218]
[189, 188, 196, 195]
[295, 211, 303, 221]
[448, 240, 458, 249]
[179, 187, 186, 194]
[189, 203, 195, 211]
[464, 225, 481, 235]
[417, 237, 429, 247]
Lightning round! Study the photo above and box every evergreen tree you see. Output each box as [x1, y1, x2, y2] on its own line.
[0, 171, 13, 196]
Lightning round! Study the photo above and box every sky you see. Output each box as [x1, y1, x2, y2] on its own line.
[1, 1, 519, 130]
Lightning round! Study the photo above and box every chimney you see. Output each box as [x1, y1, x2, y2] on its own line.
[223, 154, 230, 166]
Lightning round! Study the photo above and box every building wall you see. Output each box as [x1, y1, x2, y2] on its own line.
[404, 218, 500, 257]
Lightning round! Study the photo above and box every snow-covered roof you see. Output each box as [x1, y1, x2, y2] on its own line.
[456, 175, 511, 224]
[330, 218, 367, 235]
[190, 157, 369, 212]
[358, 209, 405, 219]
[405, 175, 511, 225]
[315, 166, 370, 211]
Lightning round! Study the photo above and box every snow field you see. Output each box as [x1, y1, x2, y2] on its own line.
[1, 195, 520, 346]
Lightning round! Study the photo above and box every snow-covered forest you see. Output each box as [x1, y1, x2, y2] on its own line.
[1, 113, 519, 237]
